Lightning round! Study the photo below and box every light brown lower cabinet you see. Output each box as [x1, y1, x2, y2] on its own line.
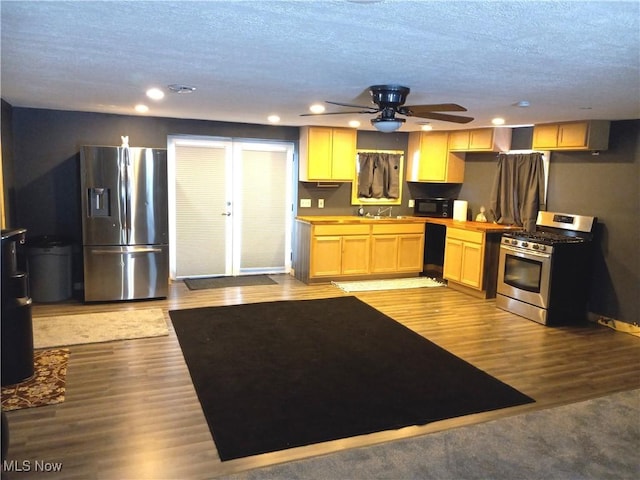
[295, 220, 425, 283]
[311, 233, 370, 277]
[443, 226, 502, 298]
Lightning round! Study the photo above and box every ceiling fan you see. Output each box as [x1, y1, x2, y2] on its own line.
[301, 85, 474, 132]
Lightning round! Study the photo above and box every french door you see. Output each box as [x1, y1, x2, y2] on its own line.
[168, 136, 293, 279]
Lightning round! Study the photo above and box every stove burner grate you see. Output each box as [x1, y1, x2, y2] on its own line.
[504, 230, 587, 245]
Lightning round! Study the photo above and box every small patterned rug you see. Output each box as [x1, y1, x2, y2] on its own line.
[1, 349, 69, 411]
[33, 308, 169, 349]
[332, 277, 445, 293]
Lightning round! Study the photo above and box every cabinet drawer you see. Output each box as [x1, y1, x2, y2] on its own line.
[314, 224, 370, 236]
[371, 223, 424, 235]
[446, 227, 483, 244]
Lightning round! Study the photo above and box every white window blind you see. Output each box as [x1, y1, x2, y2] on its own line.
[238, 148, 289, 272]
[173, 143, 230, 277]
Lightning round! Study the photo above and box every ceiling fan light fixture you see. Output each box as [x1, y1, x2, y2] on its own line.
[371, 117, 405, 133]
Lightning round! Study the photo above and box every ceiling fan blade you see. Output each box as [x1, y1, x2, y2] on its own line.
[401, 103, 468, 114]
[326, 100, 378, 112]
[300, 110, 375, 117]
[408, 111, 474, 124]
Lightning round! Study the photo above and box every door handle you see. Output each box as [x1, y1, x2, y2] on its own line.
[221, 212, 231, 216]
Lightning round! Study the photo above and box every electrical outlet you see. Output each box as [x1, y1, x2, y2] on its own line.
[318, 199, 325, 208]
[408, 199, 415, 208]
[300, 199, 311, 208]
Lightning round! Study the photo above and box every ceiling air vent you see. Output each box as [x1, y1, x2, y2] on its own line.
[168, 84, 196, 94]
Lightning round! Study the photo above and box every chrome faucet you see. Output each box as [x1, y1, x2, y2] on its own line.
[376, 206, 393, 217]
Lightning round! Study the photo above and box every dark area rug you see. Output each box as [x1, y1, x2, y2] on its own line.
[183, 274, 277, 290]
[169, 297, 534, 461]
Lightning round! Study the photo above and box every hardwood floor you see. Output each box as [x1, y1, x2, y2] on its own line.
[3, 274, 639, 479]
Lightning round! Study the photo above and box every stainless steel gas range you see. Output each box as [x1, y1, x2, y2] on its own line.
[496, 211, 597, 326]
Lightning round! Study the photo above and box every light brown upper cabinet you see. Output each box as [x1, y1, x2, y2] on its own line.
[532, 120, 610, 151]
[299, 126, 357, 181]
[406, 131, 465, 183]
[448, 128, 512, 152]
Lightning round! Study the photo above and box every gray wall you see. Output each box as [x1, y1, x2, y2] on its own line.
[458, 121, 640, 324]
[4, 105, 639, 324]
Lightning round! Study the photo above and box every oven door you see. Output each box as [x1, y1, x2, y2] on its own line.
[497, 244, 552, 309]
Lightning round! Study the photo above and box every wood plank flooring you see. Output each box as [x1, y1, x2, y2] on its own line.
[3, 274, 639, 479]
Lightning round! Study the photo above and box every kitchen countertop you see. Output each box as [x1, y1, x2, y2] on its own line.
[421, 217, 524, 233]
[295, 215, 428, 225]
[295, 215, 522, 233]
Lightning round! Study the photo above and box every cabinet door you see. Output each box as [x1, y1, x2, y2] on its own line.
[460, 242, 483, 288]
[420, 132, 449, 181]
[397, 234, 424, 272]
[558, 122, 588, 148]
[448, 130, 470, 151]
[331, 128, 357, 180]
[306, 127, 333, 180]
[370, 235, 399, 273]
[341, 235, 370, 275]
[443, 238, 463, 282]
[468, 128, 494, 150]
[310, 236, 342, 276]
[532, 124, 559, 149]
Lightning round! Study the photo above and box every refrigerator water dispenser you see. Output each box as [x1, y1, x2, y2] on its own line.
[89, 187, 110, 216]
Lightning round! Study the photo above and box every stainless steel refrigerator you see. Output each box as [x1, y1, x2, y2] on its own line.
[80, 145, 169, 302]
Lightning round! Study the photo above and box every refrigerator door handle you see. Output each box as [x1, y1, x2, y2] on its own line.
[123, 146, 132, 244]
[89, 247, 164, 254]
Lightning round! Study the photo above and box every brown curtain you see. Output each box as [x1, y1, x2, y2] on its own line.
[357, 153, 375, 197]
[358, 153, 401, 199]
[489, 152, 546, 232]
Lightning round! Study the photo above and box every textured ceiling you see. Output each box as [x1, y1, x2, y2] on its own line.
[1, 0, 639, 131]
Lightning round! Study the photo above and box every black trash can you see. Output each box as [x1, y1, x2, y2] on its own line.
[27, 235, 72, 303]
[1, 228, 34, 386]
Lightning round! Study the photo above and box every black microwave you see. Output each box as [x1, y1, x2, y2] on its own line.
[413, 198, 454, 218]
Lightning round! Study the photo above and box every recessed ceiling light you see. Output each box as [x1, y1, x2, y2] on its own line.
[420, 123, 433, 131]
[492, 117, 506, 125]
[348, 120, 360, 128]
[267, 114, 280, 123]
[168, 84, 196, 94]
[146, 88, 165, 100]
[309, 104, 326, 114]
[135, 104, 149, 113]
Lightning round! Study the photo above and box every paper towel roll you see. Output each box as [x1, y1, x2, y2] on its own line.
[453, 200, 468, 221]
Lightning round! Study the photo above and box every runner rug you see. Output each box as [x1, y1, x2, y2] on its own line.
[1, 349, 69, 411]
[170, 296, 534, 461]
[33, 308, 168, 349]
[332, 276, 445, 292]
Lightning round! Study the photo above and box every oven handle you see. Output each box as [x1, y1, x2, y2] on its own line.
[500, 244, 551, 259]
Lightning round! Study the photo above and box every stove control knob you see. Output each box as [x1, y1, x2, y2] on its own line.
[532, 244, 539, 250]
[511, 239, 518, 245]
[522, 242, 528, 248]
[539, 245, 546, 251]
